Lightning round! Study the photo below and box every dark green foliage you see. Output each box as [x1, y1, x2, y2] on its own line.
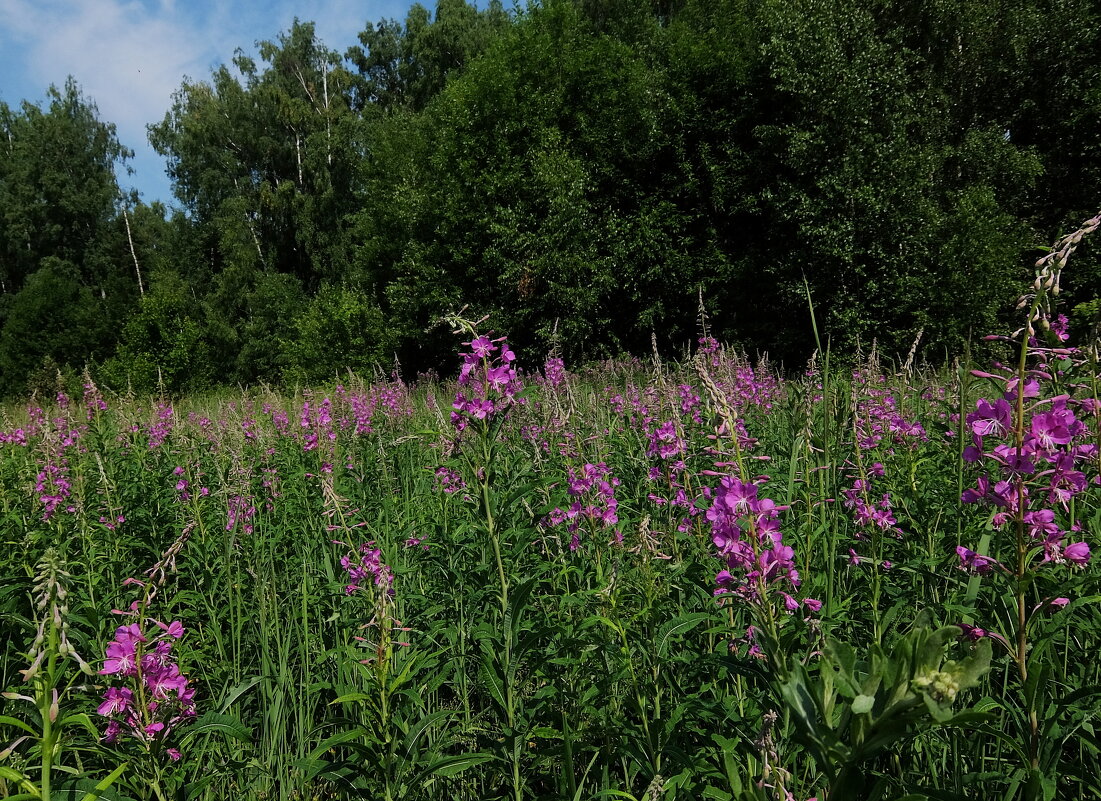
[346, 0, 511, 112]
[281, 283, 393, 384]
[0, 259, 114, 397]
[100, 272, 216, 393]
[0, 81, 142, 395]
[3, 0, 1101, 396]
[0, 80, 132, 294]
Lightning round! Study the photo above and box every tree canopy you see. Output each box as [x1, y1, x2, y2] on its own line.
[1, 0, 1099, 396]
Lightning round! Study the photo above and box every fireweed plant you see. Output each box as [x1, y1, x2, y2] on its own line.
[955, 211, 1101, 794]
[94, 527, 197, 801]
[694, 353, 823, 801]
[0, 548, 117, 801]
[315, 470, 452, 801]
[840, 367, 925, 642]
[445, 316, 530, 801]
[542, 460, 622, 558]
[694, 354, 819, 664]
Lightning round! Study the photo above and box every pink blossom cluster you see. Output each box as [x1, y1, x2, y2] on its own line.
[697, 338, 784, 410]
[959, 388, 1093, 570]
[648, 420, 686, 460]
[266, 405, 291, 436]
[333, 382, 415, 436]
[226, 494, 257, 535]
[721, 362, 784, 412]
[261, 465, 282, 511]
[338, 542, 394, 595]
[677, 384, 704, 424]
[147, 403, 175, 449]
[83, 381, 108, 419]
[841, 462, 901, 543]
[852, 369, 927, 450]
[97, 617, 195, 756]
[0, 427, 29, 446]
[347, 389, 378, 434]
[35, 461, 73, 521]
[451, 334, 524, 431]
[708, 476, 820, 614]
[698, 336, 722, 367]
[542, 355, 567, 389]
[300, 396, 336, 453]
[434, 466, 466, 494]
[2, 401, 89, 446]
[378, 382, 414, 419]
[544, 462, 622, 551]
[606, 383, 657, 430]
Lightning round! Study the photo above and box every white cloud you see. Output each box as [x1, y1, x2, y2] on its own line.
[0, 0, 414, 201]
[3, 0, 211, 130]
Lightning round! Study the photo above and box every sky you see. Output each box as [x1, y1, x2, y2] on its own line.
[0, 0, 416, 206]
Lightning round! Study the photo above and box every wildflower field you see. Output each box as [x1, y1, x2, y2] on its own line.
[3, 220, 1101, 801]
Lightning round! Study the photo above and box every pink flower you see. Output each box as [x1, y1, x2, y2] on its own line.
[163, 620, 185, 639]
[956, 546, 1001, 574]
[957, 624, 987, 641]
[99, 640, 137, 675]
[97, 687, 133, 716]
[1064, 542, 1091, 565]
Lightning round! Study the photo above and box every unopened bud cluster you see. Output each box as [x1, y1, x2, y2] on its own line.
[912, 668, 961, 704]
[22, 548, 92, 682]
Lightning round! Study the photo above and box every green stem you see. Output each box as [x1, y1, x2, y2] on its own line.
[1012, 298, 1042, 773]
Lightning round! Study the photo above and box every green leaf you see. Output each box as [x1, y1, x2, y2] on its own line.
[78, 762, 128, 801]
[478, 649, 507, 716]
[217, 676, 263, 713]
[331, 692, 374, 704]
[655, 612, 712, 658]
[852, 694, 875, 715]
[180, 712, 251, 743]
[308, 726, 372, 760]
[414, 752, 496, 782]
[57, 712, 99, 738]
[0, 715, 37, 735]
[402, 709, 453, 760]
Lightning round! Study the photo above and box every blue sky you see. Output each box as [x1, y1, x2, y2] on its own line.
[0, 0, 416, 206]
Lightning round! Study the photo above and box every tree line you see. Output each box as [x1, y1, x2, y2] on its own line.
[1, 0, 1099, 397]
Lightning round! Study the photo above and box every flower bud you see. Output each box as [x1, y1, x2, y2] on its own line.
[73, 652, 95, 676]
[19, 651, 46, 682]
[0, 736, 29, 760]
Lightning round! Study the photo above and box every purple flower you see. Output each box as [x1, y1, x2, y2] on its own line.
[100, 640, 137, 676]
[1064, 542, 1091, 565]
[1030, 410, 1074, 449]
[956, 546, 1002, 574]
[96, 617, 196, 749]
[958, 624, 987, 641]
[968, 398, 1012, 438]
[97, 687, 133, 716]
[451, 332, 524, 430]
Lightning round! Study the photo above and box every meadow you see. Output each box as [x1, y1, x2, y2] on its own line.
[2, 222, 1101, 801]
